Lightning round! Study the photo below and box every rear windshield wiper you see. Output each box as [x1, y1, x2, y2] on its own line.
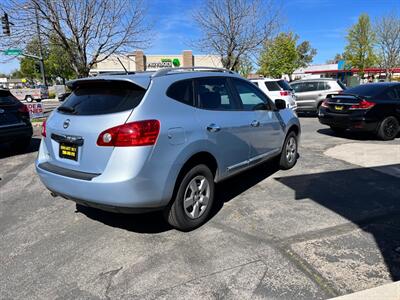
[57, 106, 75, 114]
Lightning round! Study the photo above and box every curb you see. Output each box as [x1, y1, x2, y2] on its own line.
[329, 281, 400, 300]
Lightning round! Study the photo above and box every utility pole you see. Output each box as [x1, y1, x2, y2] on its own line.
[34, 4, 46, 86]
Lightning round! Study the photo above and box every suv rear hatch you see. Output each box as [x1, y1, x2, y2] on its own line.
[44, 79, 148, 174]
[0, 90, 28, 128]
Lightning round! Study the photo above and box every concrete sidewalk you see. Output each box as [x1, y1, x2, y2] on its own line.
[330, 281, 400, 300]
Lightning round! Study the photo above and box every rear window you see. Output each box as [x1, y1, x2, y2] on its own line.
[0, 90, 18, 105]
[277, 80, 292, 91]
[264, 81, 281, 91]
[59, 82, 145, 115]
[345, 84, 390, 99]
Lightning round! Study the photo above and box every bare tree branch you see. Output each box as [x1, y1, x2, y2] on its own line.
[193, 0, 281, 70]
[0, 0, 152, 77]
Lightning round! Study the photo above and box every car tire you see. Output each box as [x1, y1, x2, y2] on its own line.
[279, 131, 298, 170]
[165, 164, 215, 231]
[10, 137, 31, 153]
[377, 116, 399, 141]
[25, 96, 33, 103]
[330, 126, 346, 134]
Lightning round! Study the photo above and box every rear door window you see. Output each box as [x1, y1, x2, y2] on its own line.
[195, 77, 238, 110]
[59, 82, 146, 115]
[264, 81, 281, 91]
[166, 79, 194, 106]
[291, 83, 303, 93]
[277, 80, 292, 91]
[302, 82, 319, 92]
[318, 82, 330, 90]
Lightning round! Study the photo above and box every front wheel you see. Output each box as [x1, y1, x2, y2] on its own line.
[25, 96, 33, 103]
[279, 131, 298, 170]
[164, 164, 215, 231]
[377, 116, 399, 140]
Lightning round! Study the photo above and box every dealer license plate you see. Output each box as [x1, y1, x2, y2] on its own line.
[59, 143, 78, 161]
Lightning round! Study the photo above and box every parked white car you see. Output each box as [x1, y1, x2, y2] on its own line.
[251, 78, 297, 110]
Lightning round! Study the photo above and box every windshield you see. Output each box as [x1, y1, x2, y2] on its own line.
[59, 82, 146, 115]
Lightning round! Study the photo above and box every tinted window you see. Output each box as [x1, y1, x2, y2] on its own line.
[166, 79, 194, 106]
[264, 81, 281, 91]
[196, 77, 236, 110]
[393, 87, 400, 100]
[277, 80, 292, 91]
[0, 90, 18, 105]
[59, 82, 145, 115]
[302, 82, 319, 92]
[337, 80, 347, 90]
[318, 82, 330, 90]
[233, 79, 270, 110]
[345, 84, 394, 99]
[291, 83, 303, 93]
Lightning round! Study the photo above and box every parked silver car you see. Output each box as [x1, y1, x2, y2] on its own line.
[35, 68, 300, 230]
[290, 78, 346, 113]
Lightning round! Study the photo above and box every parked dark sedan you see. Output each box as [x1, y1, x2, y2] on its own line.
[318, 82, 400, 140]
[0, 89, 33, 151]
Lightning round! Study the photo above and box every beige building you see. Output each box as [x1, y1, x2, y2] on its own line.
[90, 50, 223, 74]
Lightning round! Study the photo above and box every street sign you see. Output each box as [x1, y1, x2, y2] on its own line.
[3, 49, 22, 56]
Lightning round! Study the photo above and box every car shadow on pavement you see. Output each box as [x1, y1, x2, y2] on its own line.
[0, 137, 41, 159]
[75, 205, 172, 234]
[276, 165, 400, 282]
[77, 159, 281, 234]
[210, 158, 280, 219]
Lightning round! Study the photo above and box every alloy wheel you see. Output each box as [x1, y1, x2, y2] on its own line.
[183, 175, 210, 219]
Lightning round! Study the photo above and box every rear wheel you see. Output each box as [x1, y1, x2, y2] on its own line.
[165, 164, 214, 231]
[377, 116, 399, 140]
[279, 131, 298, 170]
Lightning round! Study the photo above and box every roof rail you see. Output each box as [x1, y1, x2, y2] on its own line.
[151, 67, 235, 78]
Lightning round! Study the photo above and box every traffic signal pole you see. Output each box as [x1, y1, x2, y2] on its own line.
[34, 5, 46, 86]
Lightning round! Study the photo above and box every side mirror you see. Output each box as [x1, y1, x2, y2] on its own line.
[275, 99, 287, 110]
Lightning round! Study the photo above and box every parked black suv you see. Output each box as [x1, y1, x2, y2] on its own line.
[318, 83, 400, 140]
[0, 89, 33, 151]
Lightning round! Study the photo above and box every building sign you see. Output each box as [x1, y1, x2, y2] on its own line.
[146, 58, 180, 70]
[26, 103, 44, 119]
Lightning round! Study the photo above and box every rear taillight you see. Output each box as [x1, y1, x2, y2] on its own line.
[18, 104, 30, 114]
[97, 120, 160, 147]
[41, 119, 46, 137]
[349, 99, 375, 110]
[280, 91, 289, 96]
[321, 99, 329, 108]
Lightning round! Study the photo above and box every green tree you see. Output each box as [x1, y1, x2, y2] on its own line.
[258, 32, 316, 79]
[20, 35, 75, 83]
[344, 14, 377, 75]
[238, 56, 254, 78]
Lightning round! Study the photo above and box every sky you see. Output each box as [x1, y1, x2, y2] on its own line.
[0, 0, 399, 74]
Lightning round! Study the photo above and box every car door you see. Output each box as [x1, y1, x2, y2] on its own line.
[293, 81, 319, 110]
[194, 77, 252, 176]
[230, 78, 284, 164]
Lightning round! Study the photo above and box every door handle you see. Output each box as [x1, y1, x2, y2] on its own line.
[251, 120, 260, 127]
[206, 123, 221, 132]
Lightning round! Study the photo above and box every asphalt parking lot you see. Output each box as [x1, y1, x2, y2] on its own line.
[1, 116, 399, 299]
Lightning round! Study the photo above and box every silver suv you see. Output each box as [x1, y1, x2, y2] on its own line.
[36, 68, 300, 231]
[290, 78, 346, 113]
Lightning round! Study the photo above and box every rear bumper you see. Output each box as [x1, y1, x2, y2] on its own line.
[35, 140, 180, 210]
[318, 109, 378, 131]
[0, 123, 33, 143]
